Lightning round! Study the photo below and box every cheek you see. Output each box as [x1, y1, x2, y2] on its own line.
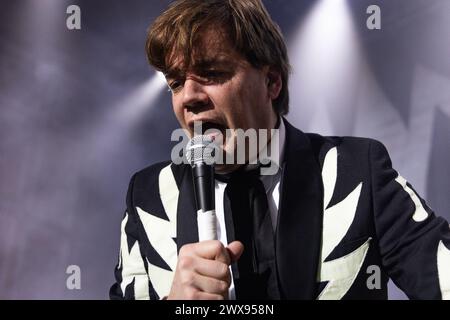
[209, 81, 257, 129]
[205, 84, 238, 118]
[225, 78, 255, 109]
[235, 79, 267, 115]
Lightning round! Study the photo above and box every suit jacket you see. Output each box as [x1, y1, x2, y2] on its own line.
[110, 119, 450, 300]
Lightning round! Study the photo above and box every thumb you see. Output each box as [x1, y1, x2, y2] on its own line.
[226, 241, 244, 263]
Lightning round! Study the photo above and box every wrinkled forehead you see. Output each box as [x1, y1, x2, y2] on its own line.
[164, 27, 244, 76]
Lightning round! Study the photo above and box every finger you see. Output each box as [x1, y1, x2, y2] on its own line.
[227, 241, 244, 263]
[186, 240, 231, 264]
[192, 273, 229, 295]
[193, 291, 225, 300]
[193, 258, 231, 283]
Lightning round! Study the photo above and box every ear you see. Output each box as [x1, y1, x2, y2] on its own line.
[266, 67, 282, 101]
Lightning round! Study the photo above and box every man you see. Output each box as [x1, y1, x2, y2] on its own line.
[110, 0, 450, 300]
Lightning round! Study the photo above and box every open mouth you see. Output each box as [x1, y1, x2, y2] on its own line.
[202, 121, 227, 135]
[190, 120, 227, 137]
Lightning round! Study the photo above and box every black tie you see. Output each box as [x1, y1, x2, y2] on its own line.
[221, 168, 280, 299]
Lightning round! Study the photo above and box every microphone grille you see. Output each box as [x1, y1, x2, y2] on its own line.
[185, 135, 216, 165]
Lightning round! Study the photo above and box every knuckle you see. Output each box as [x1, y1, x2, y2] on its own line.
[179, 244, 192, 256]
[179, 269, 195, 286]
[211, 241, 224, 253]
[178, 256, 193, 269]
[218, 280, 228, 292]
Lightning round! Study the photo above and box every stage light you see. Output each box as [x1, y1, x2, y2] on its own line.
[288, 0, 363, 135]
[87, 72, 168, 157]
[114, 72, 167, 123]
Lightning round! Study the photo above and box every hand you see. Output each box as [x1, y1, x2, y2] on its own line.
[167, 240, 244, 300]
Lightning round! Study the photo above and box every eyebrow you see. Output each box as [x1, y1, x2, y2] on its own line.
[164, 68, 184, 80]
[165, 56, 234, 79]
[193, 57, 231, 69]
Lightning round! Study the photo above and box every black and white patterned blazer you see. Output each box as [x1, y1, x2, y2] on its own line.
[110, 119, 450, 300]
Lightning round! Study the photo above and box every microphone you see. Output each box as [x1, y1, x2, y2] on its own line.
[185, 135, 217, 241]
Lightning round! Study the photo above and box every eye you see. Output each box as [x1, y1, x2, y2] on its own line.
[199, 70, 231, 84]
[168, 80, 183, 93]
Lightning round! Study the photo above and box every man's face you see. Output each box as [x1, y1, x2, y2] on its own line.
[165, 28, 280, 173]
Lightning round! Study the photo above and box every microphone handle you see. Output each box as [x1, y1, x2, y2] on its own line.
[192, 163, 217, 241]
[192, 163, 215, 211]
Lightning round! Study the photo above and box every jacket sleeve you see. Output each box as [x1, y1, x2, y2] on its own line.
[109, 174, 159, 300]
[370, 140, 450, 299]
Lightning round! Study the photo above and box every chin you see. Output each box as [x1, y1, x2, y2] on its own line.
[214, 142, 246, 174]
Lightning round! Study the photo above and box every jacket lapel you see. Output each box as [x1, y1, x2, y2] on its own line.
[276, 120, 323, 299]
[173, 164, 199, 252]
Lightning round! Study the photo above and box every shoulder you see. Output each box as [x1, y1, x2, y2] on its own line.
[303, 132, 389, 167]
[130, 161, 173, 189]
[306, 132, 383, 152]
[283, 119, 388, 165]
[126, 161, 187, 211]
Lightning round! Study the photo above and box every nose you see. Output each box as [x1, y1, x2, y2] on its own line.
[181, 78, 210, 112]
